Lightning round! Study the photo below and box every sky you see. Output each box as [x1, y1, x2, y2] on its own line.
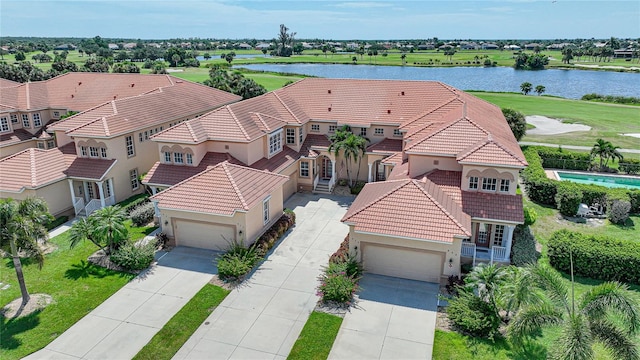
[1, 0, 639, 40]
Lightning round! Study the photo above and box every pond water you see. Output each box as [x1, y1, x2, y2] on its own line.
[236, 63, 640, 99]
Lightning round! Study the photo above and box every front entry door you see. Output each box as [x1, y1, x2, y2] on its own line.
[475, 223, 491, 248]
[321, 158, 332, 180]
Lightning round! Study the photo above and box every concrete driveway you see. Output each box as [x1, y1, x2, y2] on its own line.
[329, 274, 440, 360]
[25, 247, 218, 360]
[173, 193, 353, 360]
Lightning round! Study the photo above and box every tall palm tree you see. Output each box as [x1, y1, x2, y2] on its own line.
[591, 139, 623, 170]
[328, 126, 368, 187]
[509, 263, 640, 360]
[0, 198, 53, 305]
[69, 216, 106, 253]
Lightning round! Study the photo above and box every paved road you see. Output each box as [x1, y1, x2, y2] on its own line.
[25, 247, 218, 360]
[520, 141, 640, 154]
[173, 193, 354, 360]
[329, 274, 440, 360]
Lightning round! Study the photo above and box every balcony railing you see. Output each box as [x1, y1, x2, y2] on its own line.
[461, 243, 509, 266]
[491, 246, 508, 263]
[73, 198, 85, 216]
[85, 199, 102, 216]
[461, 242, 476, 258]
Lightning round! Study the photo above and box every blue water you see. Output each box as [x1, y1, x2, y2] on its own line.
[557, 172, 640, 190]
[236, 63, 640, 99]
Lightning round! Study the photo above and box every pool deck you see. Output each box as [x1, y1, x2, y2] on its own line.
[545, 170, 559, 180]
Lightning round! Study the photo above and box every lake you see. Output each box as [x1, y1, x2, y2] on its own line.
[237, 63, 640, 99]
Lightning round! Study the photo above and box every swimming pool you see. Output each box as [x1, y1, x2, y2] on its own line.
[556, 171, 640, 190]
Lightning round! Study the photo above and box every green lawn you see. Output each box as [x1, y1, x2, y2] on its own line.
[133, 284, 229, 360]
[166, 67, 305, 91]
[0, 232, 135, 360]
[470, 92, 640, 149]
[288, 311, 343, 360]
[0, 219, 155, 360]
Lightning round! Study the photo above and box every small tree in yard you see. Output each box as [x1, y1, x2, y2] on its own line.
[328, 126, 369, 187]
[502, 108, 527, 141]
[535, 85, 546, 96]
[520, 82, 533, 95]
[0, 198, 53, 305]
[70, 205, 128, 255]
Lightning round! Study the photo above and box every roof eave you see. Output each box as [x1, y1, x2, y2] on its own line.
[457, 160, 526, 169]
[353, 229, 459, 245]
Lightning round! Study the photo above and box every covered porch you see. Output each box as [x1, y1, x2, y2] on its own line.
[313, 154, 336, 193]
[68, 178, 116, 216]
[461, 221, 515, 266]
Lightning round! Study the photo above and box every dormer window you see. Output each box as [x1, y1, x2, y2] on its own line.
[286, 128, 296, 144]
[186, 153, 193, 165]
[164, 152, 171, 163]
[360, 127, 367, 137]
[482, 177, 497, 191]
[22, 114, 30, 128]
[32, 113, 42, 127]
[468, 176, 478, 190]
[174, 152, 183, 164]
[311, 124, 320, 132]
[268, 130, 283, 157]
[0, 117, 9, 132]
[80, 146, 87, 157]
[500, 179, 510, 192]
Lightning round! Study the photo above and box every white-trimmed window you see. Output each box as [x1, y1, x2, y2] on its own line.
[300, 161, 309, 177]
[174, 152, 184, 164]
[311, 124, 320, 132]
[32, 113, 42, 127]
[329, 125, 337, 133]
[80, 146, 87, 157]
[22, 114, 30, 128]
[47, 139, 55, 148]
[299, 128, 303, 144]
[393, 128, 402, 137]
[268, 130, 282, 156]
[10, 114, 18, 123]
[144, 131, 149, 140]
[286, 128, 296, 144]
[360, 127, 367, 137]
[130, 168, 139, 190]
[0, 117, 9, 132]
[164, 152, 172, 163]
[500, 179, 510, 192]
[160, 126, 163, 131]
[125, 135, 135, 157]
[53, 111, 60, 118]
[87, 183, 95, 199]
[139, 133, 144, 142]
[469, 176, 479, 190]
[89, 146, 99, 157]
[492, 225, 505, 246]
[482, 177, 497, 191]
[37, 142, 45, 149]
[374, 128, 384, 136]
[100, 147, 107, 158]
[263, 197, 270, 225]
[186, 153, 193, 165]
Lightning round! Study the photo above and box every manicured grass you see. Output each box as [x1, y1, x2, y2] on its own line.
[470, 92, 640, 149]
[243, 72, 304, 91]
[133, 284, 229, 360]
[124, 219, 157, 241]
[433, 330, 527, 360]
[0, 232, 136, 360]
[287, 311, 343, 360]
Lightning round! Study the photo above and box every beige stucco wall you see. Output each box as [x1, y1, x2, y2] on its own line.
[347, 226, 463, 279]
[1, 179, 72, 216]
[461, 165, 520, 195]
[408, 154, 462, 177]
[0, 140, 37, 159]
[159, 185, 284, 246]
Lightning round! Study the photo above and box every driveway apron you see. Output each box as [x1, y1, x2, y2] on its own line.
[24, 247, 218, 360]
[173, 193, 353, 360]
[328, 274, 440, 360]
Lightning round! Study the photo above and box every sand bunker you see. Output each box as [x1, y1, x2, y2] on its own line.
[526, 115, 591, 135]
[623, 133, 640, 139]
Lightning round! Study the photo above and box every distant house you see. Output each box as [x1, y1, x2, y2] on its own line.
[504, 44, 521, 51]
[54, 44, 77, 51]
[460, 42, 479, 50]
[122, 43, 137, 50]
[345, 42, 359, 50]
[255, 43, 271, 50]
[614, 48, 634, 58]
[107, 43, 119, 50]
[546, 43, 572, 50]
[481, 43, 499, 50]
[237, 43, 252, 50]
[524, 43, 543, 50]
[417, 43, 435, 50]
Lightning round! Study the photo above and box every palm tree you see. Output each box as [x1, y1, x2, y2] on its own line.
[464, 263, 508, 318]
[328, 126, 368, 187]
[591, 139, 623, 170]
[0, 198, 53, 305]
[69, 216, 106, 253]
[520, 82, 533, 95]
[509, 263, 640, 360]
[401, 53, 407, 65]
[535, 85, 546, 96]
[71, 206, 128, 255]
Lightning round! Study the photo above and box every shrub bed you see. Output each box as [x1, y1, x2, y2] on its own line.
[110, 240, 157, 271]
[317, 256, 362, 304]
[217, 210, 295, 281]
[46, 215, 69, 230]
[620, 159, 640, 175]
[120, 194, 150, 214]
[536, 147, 591, 171]
[446, 290, 501, 340]
[521, 147, 640, 214]
[130, 202, 155, 226]
[547, 229, 640, 284]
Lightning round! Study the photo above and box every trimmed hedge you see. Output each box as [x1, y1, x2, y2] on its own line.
[620, 159, 640, 175]
[536, 147, 591, 171]
[131, 202, 155, 227]
[548, 230, 640, 285]
[521, 147, 640, 214]
[46, 215, 69, 231]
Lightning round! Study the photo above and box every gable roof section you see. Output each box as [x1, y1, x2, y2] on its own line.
[457, 137, 528, 167]
[404, 116, 489, 155]
[49, 81, 240, 138]
[151, 162, 289, 215]
[341, 178, 471, 243]
[462, 191, 524, 223]
[366, 138, 403, 154]
[65, 158, 116, 181]
[0, 78, 19, 88]
[0, 146, 73, 191]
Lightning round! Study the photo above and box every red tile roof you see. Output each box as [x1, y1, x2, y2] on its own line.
[0, 146, 73, 191]
[342, 178, 471, 243]
[143, 152, 242, 187]
[366, 138, 403, 154]
[0, 78, 19, 88]
[0, 128, 40, 149]
[65, 158, 116, 180]
[461, 191, 524, 223]
[49, 81, 240, 137]
[457, 137, 528, 167]
[405, 116, 489, 155]
[151, 162, 289, 215]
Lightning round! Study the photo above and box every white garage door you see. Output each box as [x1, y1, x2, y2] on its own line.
[362, 243, 443, 283]
[174, 220, 235, 251]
